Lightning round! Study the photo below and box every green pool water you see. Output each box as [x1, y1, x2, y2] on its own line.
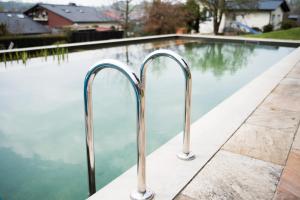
[0, 40, 294, 200]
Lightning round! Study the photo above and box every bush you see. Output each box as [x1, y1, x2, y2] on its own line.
[223, 27, 236, 33]
[0, 23, 9, 36]
[263, 24, 273, 33]
[0, 34, 68, 48]
[252, 27, 262, 32]
[281, 20, 298, 30]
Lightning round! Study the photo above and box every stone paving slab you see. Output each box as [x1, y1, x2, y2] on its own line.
[287, 62, 300, 79]
[246, 104, 300, 130]
[176, 194, 196, 200]
[271, 78, 300, 97]
[274, 149, 300, 200]
[262, 78, 300, 112]
[222, 124, 295, 165]
[262, 92, 300, 112]
[293, 128, 300, 150]
[177, 151, 282, 200]
[276, 76, 300, 85]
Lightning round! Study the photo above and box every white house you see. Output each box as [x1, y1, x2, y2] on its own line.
[199, 0, 290, 34]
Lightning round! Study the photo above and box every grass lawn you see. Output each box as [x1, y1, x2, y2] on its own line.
[245, 27, 300, 40]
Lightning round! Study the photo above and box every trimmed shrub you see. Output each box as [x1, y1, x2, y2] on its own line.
[0, 34, 67, 48]
[281, 20, 298, 30]
[263, 24, 273, 33]
[252, 27, 262, 32]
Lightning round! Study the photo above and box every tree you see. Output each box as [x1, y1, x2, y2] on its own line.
[185, 0, 201, 33]
[143, 0, 187, 35]
[198, 0, 258, 35]
[113, 0, 135, 37]
[0, 23, 8, 36]
[289, 0, 300, 14]
[198, 0, 225, 34]
[181, 42, 256, 77]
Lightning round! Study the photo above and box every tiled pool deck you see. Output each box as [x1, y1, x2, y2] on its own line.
[176, 61, 300, 200]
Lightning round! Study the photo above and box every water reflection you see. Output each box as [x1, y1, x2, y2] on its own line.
[0, 147, 87, 200]
[182, 42, 255, 76]
[0, 47, 69, 67]
[185, 42, 281, 77]
[0, 40, 187, 72]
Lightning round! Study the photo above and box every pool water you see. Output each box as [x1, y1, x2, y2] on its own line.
[0, 40, 294, 200]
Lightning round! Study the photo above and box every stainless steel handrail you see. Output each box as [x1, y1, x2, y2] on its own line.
[140, 49, 195, 161]
[83, 59, 154, 199]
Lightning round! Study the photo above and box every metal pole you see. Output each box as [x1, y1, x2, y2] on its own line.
[140, 49, 195, 161]
[83, 59, 154, 199]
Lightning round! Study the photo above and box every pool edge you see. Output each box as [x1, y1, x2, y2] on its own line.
[0, 34, 299, 55]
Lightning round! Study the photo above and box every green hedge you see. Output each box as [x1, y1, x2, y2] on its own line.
[0, 34, 68, 49]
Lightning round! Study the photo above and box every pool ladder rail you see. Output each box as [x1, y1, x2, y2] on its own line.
[141, 49, 195, 161]
[83, 49, 195, 200]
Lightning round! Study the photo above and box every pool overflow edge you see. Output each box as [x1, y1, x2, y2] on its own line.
[83, 50, 195, 199]
[1, 34, 299, 57]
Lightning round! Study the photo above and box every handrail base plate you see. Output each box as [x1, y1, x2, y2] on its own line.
[130, 189, 154, 200]
[177, 152, 196, 161]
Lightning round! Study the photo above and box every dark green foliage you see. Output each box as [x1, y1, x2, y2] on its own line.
[0, 23, 9, 36]
[251, 27, 261, 32]
[185, 0, 201, 33]
[281, 20, 298, 30]
[0, 34, 67, 48]
[263, 24, 273, 33]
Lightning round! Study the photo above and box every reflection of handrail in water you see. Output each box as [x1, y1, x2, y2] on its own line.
[83, 59, 154, 200]
[140, 49, 195, 161]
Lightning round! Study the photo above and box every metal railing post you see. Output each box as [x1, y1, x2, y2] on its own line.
[83, 59, 154, 199]
[140, 49, 195, 161]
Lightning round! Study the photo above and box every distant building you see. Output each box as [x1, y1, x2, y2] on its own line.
[200, 0, 290, 34]
[24, 3, 121, 30]
[288, 14, 300, 25]
[0, 12, 50, 35]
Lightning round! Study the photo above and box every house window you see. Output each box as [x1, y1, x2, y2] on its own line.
[272, 14, 275, 22]
[277, 14, 281, 18]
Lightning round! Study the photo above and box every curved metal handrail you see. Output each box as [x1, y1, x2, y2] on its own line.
[83, 59, 154, 199]
[140, 49, 195, 161]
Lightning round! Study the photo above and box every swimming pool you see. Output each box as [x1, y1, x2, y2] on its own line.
[0, 39, 294, 200]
